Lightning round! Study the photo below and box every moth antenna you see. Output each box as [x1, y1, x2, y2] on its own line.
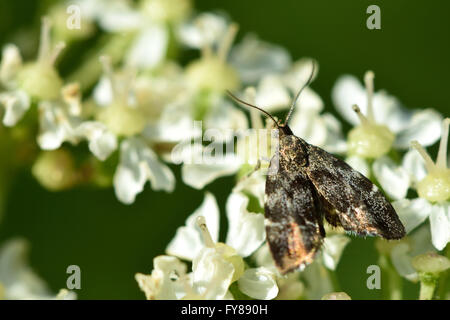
[284, 61, 316, 126]
[226, 90, 280, 128]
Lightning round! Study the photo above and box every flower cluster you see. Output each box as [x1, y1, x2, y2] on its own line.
[0, 0, 448, 300]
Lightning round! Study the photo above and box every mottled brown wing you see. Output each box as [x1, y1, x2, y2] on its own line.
[265, 153, 324, 274]
[304, 143, 405, 239]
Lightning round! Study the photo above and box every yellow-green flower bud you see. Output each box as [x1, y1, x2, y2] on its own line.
[346, 71, 395, 159]
[411, 118, 450, 203]
[32, 149, 77, 191]
[412, 252, 450, 275]
[18, 17, 65, 101]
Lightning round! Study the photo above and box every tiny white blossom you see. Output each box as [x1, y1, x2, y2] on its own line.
[391, 119, 450, 250]
[332, 71, 442, 153]
[114, 137, 175, 204]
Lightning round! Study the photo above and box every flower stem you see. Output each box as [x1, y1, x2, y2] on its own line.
[419, 279, 436, 300]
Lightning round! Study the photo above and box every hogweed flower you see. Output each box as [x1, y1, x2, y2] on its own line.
[410, 118, 450, 203]
[95, 56, 147, 137]
[332, 70, 442, 157]
[184, 14, 240, 93]
[164, 192, 279, 299]
[18, 17, 65, 101]
[389, 118, 450, 251]
[347, 72, 395, 158]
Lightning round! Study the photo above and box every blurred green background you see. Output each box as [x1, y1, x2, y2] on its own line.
[0, 0, 448, 299]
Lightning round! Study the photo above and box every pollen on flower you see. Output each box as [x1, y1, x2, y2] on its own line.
[18, 17, 64, 100]
[185, 23, 240, 92]
[411, 118, 450, 202]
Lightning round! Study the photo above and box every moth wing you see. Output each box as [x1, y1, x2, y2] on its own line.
[265, 153, 324, 274]
[305, 143, 405, 239]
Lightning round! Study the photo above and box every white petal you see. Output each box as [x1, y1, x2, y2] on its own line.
[238, 267, 278, 300]
[113, 148, 146, 204]
[402, 149, 427, 183]
[283, 58, 318, 93]
[319, 113, 347, 154]
[230, 35, 291, 84]
[98, 2, 143, 32]
[93, 76, 113, 107]
[429, 203, 450, 251]
[233, 170, 266, 208]
[0, 44, 22, 86]
[394, 109, 443, 149]
[192, 247, 234, 300]
[225, 193, 265, 257]
[392, 198, 433, 233]
[345, 155, 370, 177]
[0, 90, 30, 127]
[166, 192, 220, 260]
[321, 234, 350, 271]
[37, 102, 76, 150]
[182, 154, 240, 190]
[135, 255, 188, 300]
[178, 13, 227, 49]
[332, 75, 404, 128]
[145, 103, 197, 144]
[252, 75, 291, 113]
[141, 146, 175, 192]
[331, 75, 367, 126]
[113, 138, 174, 204]
[204, 99, 248, 133]
[372, 156, 411, 200]
[0, 239, 53, 299]
[75, 121, 117, 161]
[126, 25, 168, 69]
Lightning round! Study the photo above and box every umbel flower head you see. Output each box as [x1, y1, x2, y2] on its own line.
[387, 118, 450, 251]
[182, 13, 240, 93]
[332, 70, 442, 159]
[137, 192, 280, 300]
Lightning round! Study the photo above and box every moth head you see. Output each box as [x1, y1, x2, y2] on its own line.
[226, 61, 316, 133]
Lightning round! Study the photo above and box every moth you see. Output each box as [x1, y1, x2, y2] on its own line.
[228, 64, 405, 274]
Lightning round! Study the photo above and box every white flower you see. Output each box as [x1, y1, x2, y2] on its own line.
[167, 192, 265, 259]
[36, 85, 117, 161]
[135, 255, 188, 300]
[332, 71, 442, 155]
[229, 34, 292, 84]
[390, 119, 450, 250]
[0, 238, 76, 300]
[113, 137, 175, 204]
[166, 192, 277, 299]
[237, 267, 279, 300]
[0, 45, 30, 127]
[242, 59, 347, 154]
[0, 89, 30, 127]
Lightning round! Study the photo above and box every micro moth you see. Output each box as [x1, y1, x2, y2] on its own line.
[228, 63, 405, 274]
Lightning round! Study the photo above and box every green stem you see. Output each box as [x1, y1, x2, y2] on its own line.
[378, 254, 403, 300]
[419, 280, 436, 300]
